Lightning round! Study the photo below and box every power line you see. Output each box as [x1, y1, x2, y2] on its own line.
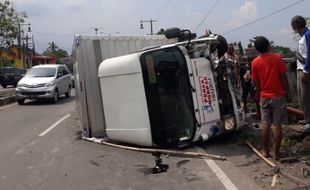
[33, 31, 73, 37]
[35, 41, 49, 49]
[35, 45, 46, 52]
[194, 0, 220, 32]
[33, 31, 90, 37]
[156, 0, 171, 19]
[34, 38, 50, 46]
[223, 0, 305, 35]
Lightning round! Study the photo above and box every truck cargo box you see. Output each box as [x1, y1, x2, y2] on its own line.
[72, 35, 176, 138]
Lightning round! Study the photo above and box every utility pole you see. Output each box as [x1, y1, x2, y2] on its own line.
[24, 33, 30, 68]
[32, 35, 35, 67]
[17, 21, 21, 60]
[140, 19, 157, 35]
[17, 21, 31, 68]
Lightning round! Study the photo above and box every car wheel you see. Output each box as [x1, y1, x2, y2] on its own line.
[65, 86, 71, 98]
[2, 84, 7, 88]
[17, 99, 25, 105]
[52, 90, 58, 103]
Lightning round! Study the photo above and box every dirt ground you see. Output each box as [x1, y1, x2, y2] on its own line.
[202, 113, 310, 190]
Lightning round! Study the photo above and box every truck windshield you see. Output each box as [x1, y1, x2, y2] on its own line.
[26, 67, 56, 77]
[141, 47, 195, 146]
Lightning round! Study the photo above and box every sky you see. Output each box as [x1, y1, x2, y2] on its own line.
[9, 0, 310, 54]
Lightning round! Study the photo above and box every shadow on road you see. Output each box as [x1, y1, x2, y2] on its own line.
[21, 95, 75, 106]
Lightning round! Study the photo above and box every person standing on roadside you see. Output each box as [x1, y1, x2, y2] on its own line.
[225, 44, 241, 89]
[291, 15, 310, 132]
[251, 36, 291, 160]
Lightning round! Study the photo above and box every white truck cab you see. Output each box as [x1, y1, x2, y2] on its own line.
[98, 29, 246, 146]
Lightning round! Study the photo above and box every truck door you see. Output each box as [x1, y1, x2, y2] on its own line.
[140, 47, 196, 146]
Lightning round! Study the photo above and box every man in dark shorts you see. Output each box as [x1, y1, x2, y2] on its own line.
[251, 36, 291, 160]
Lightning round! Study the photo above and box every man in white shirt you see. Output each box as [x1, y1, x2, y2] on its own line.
[291, 15, 310, 132]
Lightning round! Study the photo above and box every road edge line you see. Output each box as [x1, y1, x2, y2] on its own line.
[39, 114, 71, 137]
[195, 147, 239, 190]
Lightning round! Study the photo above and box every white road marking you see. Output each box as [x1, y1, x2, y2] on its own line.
[39, 114, 71, 137]
[195, 147, 238, 190]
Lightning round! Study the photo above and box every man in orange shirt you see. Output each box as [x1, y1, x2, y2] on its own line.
[251, 36, 291, 160]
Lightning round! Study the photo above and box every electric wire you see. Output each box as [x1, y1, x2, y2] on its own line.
[156, 0, 171, 19]
[194, 0, 220, 32]
[223, 0, 305, 35]
[33, 30, 90, 37]
[34, 32, 73, 37]
[35, 40, 49, 49]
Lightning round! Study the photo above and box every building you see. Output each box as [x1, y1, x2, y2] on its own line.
[0, 45, 25, 68]
[32, 55, 56, 65]
[0, 45, 56, 68]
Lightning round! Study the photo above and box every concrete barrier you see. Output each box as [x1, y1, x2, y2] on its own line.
[0, 89, 16, 106]
[0, 89, 15, 97]
[0, 96, 16, 106]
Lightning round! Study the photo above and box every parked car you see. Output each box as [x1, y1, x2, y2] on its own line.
[0, 67, 26, 88]
[15, 64, 72, 105]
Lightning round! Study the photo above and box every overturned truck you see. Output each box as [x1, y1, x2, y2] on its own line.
[73, 28, 246, 147]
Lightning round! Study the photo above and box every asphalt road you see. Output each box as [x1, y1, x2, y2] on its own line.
[0, 91, 262, 190]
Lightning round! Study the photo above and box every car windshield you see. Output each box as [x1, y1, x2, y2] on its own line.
[26, 67, 56, 77]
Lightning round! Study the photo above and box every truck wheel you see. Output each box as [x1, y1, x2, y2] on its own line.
[65, 86, 71, 98]
[17, 99, 25, 105]
[52, 90, 58, 103]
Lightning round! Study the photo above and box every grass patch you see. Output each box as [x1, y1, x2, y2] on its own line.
[225, 130, 262, 146]
[281, 136, 293, 150]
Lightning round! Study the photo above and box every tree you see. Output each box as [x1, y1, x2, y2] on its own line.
[0, 1, 25, 48]
[272, 45, 295, 57]
[42, 42, 69, 64]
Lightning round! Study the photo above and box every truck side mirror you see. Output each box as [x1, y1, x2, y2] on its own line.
[164, 28, 181, 39]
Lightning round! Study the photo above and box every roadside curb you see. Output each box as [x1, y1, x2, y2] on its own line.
[0, 96, 16, 106]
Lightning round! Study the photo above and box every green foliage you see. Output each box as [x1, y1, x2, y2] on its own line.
[0, 57, 13, 68]
[306, 17, 310, 27]
[281, 136, 292, 150]
[225, 130, 262, 146]
[272, 45, 294, 56]
[42, 42, 69, 64]
[0, 1, 25, 48]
